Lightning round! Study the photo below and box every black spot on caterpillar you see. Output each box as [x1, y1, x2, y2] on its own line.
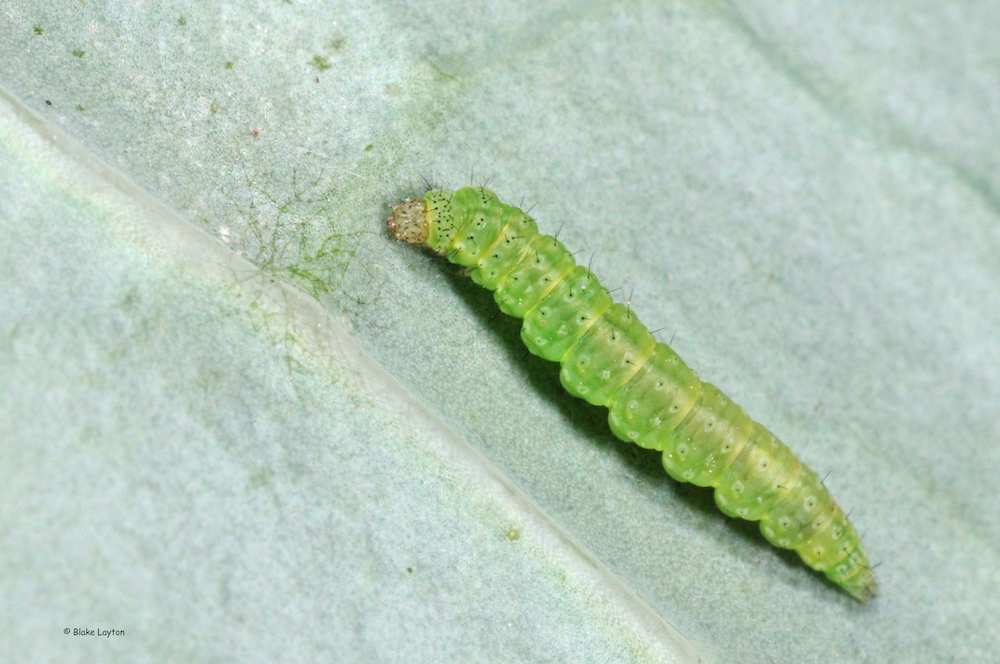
[388, 185, 876, 602]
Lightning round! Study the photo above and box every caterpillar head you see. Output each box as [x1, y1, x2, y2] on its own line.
[387, 197, 429, 245]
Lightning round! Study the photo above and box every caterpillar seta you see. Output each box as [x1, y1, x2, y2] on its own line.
[387, 185, 876, 602]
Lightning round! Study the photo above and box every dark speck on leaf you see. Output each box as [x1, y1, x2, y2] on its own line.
[310, 55, 331, 71]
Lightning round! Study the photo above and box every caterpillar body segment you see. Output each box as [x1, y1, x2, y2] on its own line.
[388, 186, 876, 602]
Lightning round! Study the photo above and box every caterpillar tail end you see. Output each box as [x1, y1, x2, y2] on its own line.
[836, 566, 877, 603]
[387, 197, 429, 245]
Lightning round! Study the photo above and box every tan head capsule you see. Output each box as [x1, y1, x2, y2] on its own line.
[387, 197, 429, 245]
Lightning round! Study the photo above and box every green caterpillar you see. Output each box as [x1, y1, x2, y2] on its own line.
[387, 185, 876, 602]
